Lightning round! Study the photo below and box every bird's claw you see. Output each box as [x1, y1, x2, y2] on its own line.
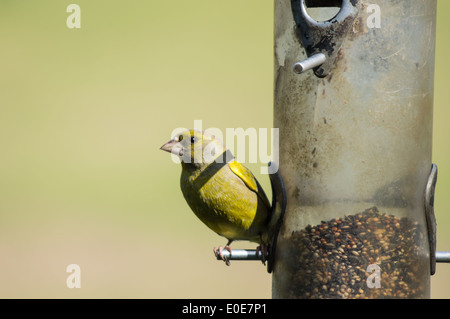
[213, 245, 232, 266]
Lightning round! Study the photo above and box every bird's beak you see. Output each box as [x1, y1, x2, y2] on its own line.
[160, 139, 183, 156]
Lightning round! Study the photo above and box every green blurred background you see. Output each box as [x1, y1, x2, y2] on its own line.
[0, 1, 449, 298]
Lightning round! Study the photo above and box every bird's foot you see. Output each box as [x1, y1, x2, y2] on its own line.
[213, 245, 232, 266]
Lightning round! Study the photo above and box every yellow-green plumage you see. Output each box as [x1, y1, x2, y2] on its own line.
[161, 130, 270, 245]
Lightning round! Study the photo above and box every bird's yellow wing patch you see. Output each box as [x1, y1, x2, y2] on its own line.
[228, 160, 271, 209]
[228, 161, 258, 192]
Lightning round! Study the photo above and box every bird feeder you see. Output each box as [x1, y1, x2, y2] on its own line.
[272, 0, 439, 298]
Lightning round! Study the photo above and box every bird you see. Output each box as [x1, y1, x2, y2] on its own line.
[160, 130, 271, 265]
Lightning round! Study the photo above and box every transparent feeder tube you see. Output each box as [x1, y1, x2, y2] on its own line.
[272, 0, 437, 298]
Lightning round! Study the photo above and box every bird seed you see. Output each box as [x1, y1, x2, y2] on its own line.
[286, 207, 428, 298]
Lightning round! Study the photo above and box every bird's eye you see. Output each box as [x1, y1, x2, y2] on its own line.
[190, 136, 196, 144]
[178, 135, 183, 142]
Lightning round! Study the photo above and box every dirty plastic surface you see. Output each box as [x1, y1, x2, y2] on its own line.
[273, 0, 436, 298]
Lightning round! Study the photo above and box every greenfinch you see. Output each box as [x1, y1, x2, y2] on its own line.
[160, 130, 271, 265]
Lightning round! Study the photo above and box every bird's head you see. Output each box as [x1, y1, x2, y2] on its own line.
[160, 130, 227, 168]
